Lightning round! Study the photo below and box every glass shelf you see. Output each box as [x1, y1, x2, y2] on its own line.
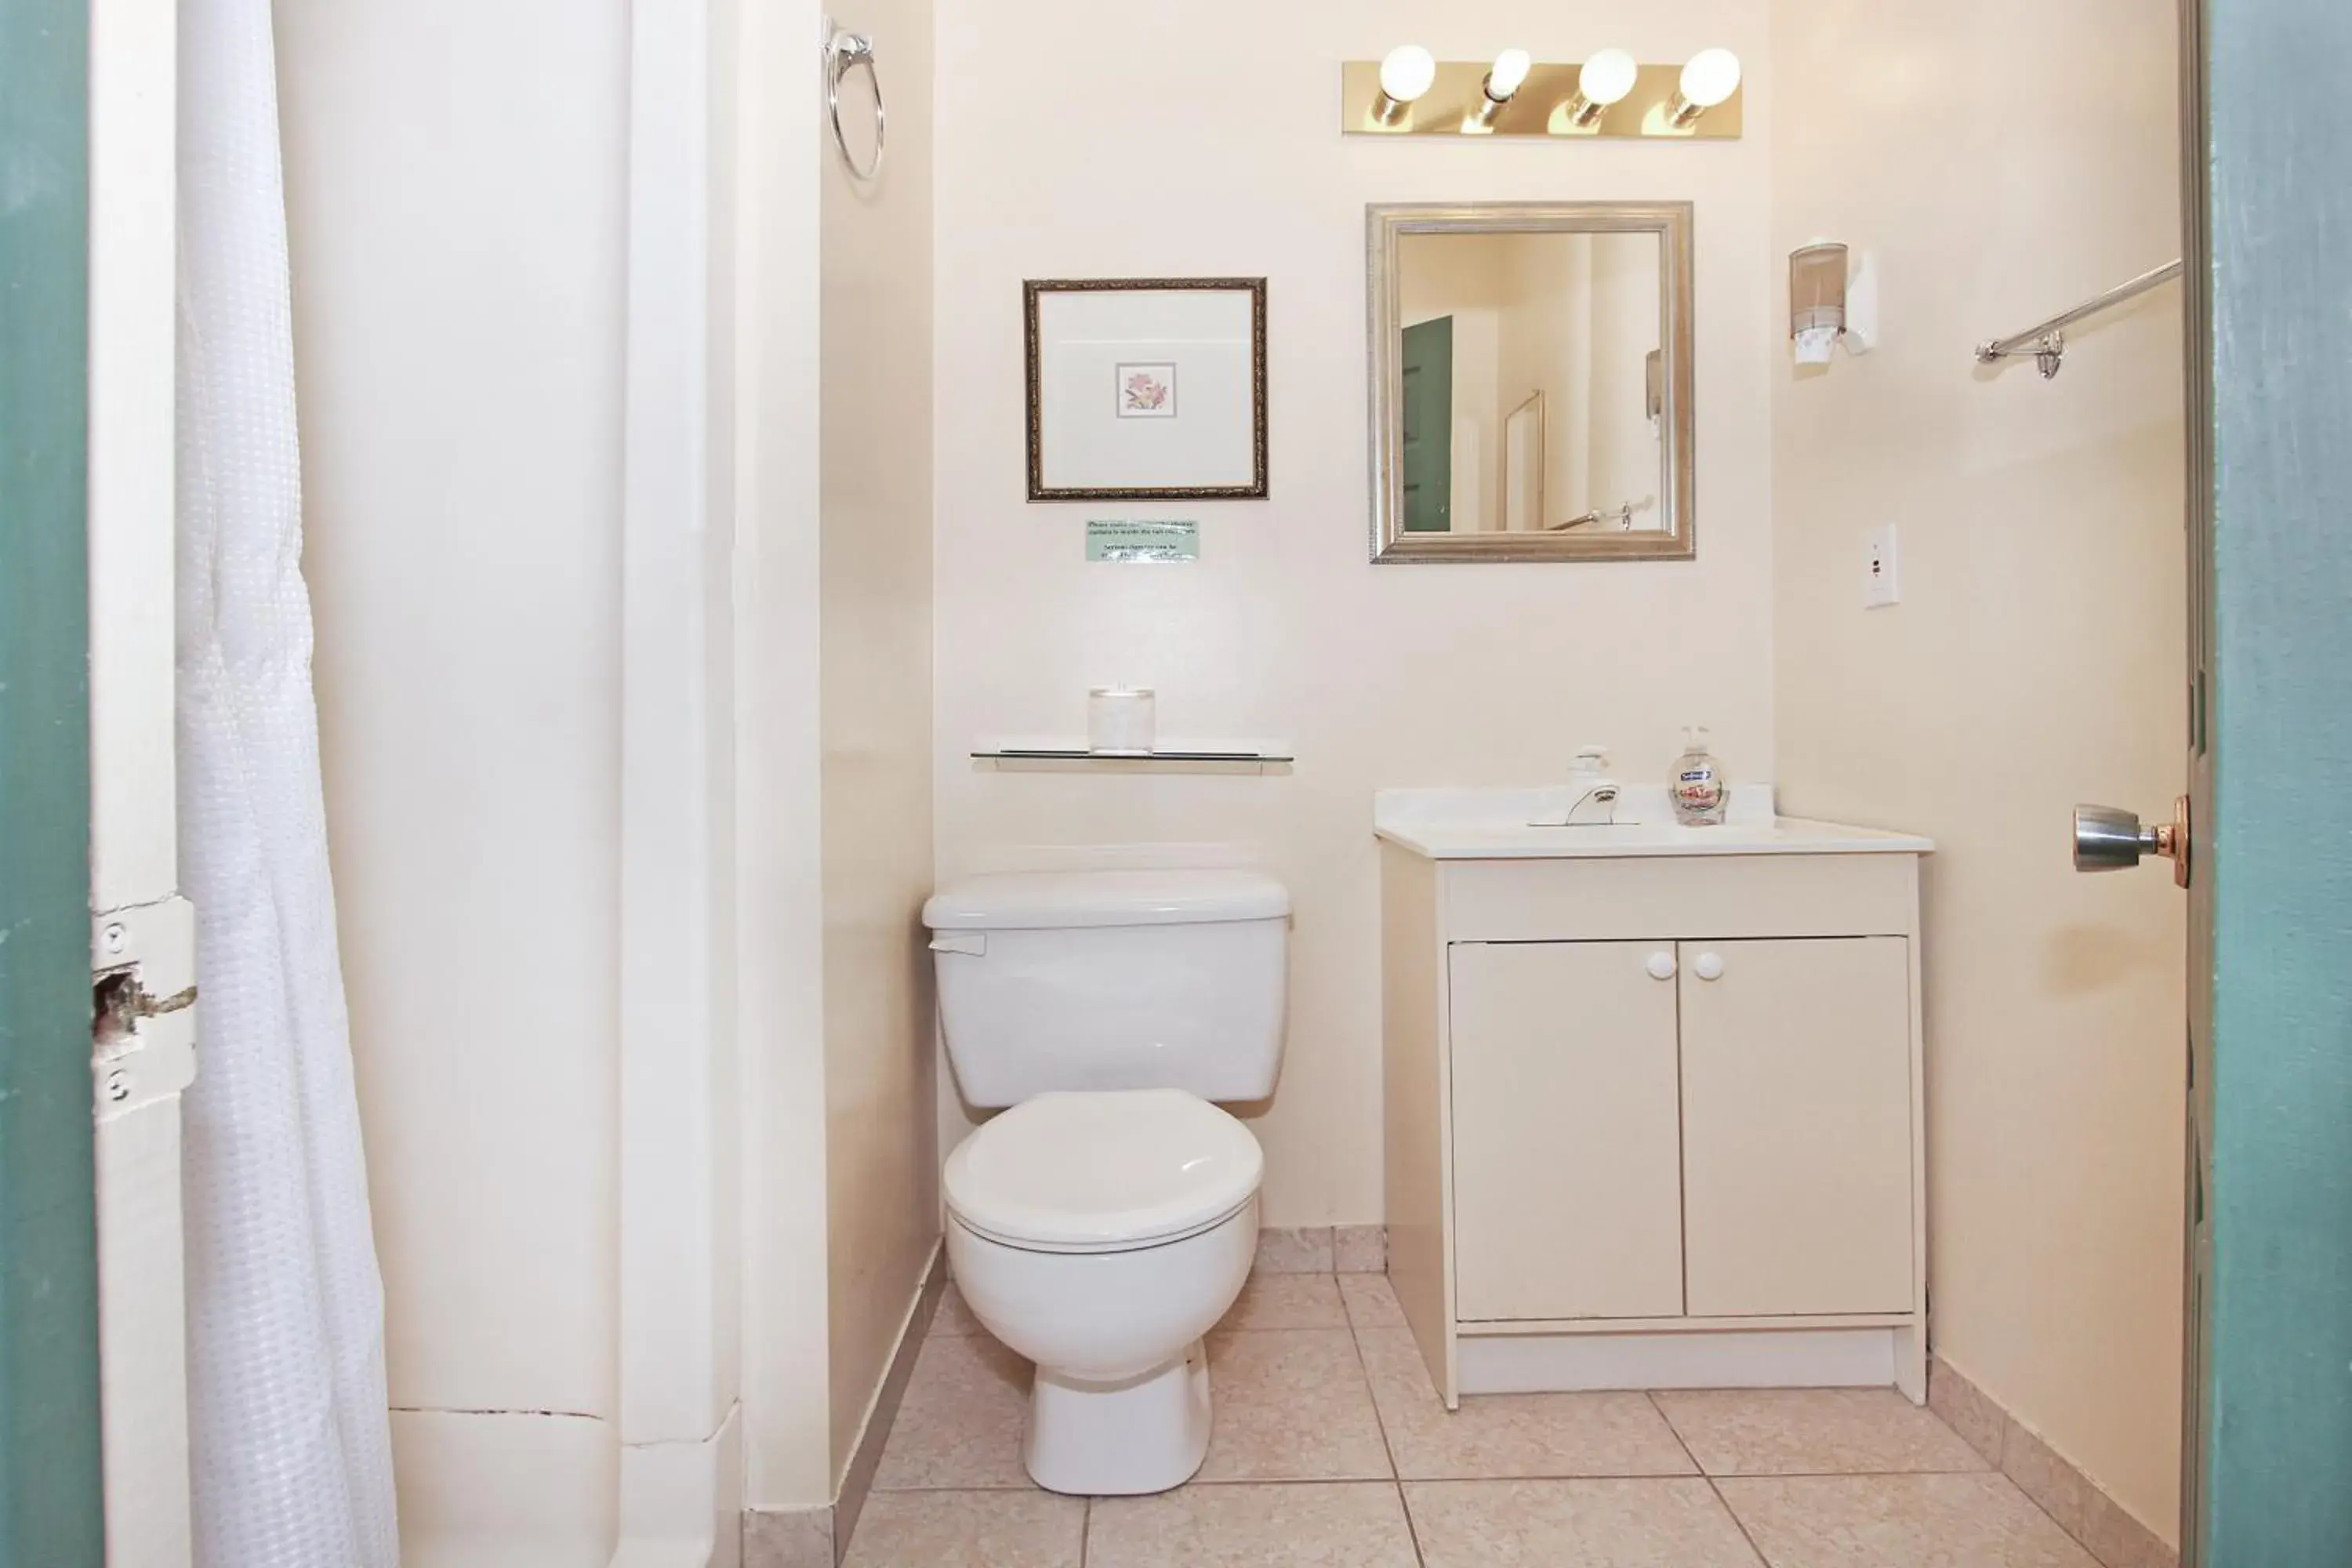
[970, 739, 1294, 775]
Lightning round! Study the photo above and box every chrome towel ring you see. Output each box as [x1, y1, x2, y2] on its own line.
[825, 24, 885, 182]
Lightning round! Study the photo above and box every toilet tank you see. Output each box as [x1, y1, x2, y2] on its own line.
[923, 869, 1290, 1109]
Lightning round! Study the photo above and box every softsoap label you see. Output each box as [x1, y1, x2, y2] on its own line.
[1087, 519, 1199, 563]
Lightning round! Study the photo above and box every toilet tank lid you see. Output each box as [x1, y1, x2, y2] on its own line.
[924, 869, 1290, 931]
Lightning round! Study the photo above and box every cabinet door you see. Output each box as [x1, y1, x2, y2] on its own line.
[1679, 938, 1914, 1317]
[1449, 941, 1684, 1321]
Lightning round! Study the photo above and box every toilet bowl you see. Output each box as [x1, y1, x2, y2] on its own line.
[943, 1087, 1263, 1495]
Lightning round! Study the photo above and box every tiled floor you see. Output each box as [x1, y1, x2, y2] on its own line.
[852, 1273, 2101, 1567]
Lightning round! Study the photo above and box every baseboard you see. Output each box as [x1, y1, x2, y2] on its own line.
[830, 1243, 946, 1563]
[1928, 1356, 2178, 1568]
[1253, 1225, 1387, 1273]
[741, 1245, 946, 1568]
[1460, 1327, 1897, 1396]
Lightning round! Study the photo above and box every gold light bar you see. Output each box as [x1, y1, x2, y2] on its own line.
[1338, 57, 1744, 141]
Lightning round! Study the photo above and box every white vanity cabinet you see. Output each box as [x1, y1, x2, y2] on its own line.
[1377, 804, 1932, 1408]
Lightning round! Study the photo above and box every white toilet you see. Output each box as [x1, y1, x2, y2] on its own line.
[923, 868, 1290, 1497]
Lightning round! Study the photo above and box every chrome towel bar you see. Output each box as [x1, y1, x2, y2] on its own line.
[1976, 258, 2183, 379]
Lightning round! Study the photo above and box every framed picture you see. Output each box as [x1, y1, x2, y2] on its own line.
[1025, 278, 1269, 501]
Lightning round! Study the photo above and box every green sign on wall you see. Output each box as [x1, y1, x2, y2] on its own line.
[1087, 519, 1200, 563]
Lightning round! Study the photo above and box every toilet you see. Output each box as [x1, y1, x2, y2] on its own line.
[923, 868, 1290, 1496]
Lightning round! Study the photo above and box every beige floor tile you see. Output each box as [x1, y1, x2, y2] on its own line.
[1334, 1225, 1389, 1273]
[1218, 1272, 1349, 1332]
[1653, 1388, 1990, 1476]
[1197, 1329, 1393, 1482]
[742, 1508, 832, 1568]
[1717, 1473, 2100, 1567]
[1406, 1478, 1764, 1567]
[840, 1490, 1084, 1568]
[1088, 1482, 1418, 1567]
[872, 1332, 1033, 1490]
[930, 1281, 988, 1338]
[1338, 1273, 1408, 1330]
[1356, 1329, 1695, 1480]
[1254, 1226, 1337, 1274]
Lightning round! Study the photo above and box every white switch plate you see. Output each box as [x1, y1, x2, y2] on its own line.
[1864, 524, 1900, 608]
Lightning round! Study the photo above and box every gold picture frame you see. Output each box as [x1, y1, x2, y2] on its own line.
[1025, 277, 1269, 502]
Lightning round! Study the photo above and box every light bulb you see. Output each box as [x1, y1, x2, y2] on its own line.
[1486, 48, 1532, 102]
[1578, 48, 1639, 107]
[1679, 47, 1742, 109]
[1379, 44, 1438, 105]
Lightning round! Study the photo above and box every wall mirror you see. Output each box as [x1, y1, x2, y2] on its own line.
[1367, 202, 1694, 562]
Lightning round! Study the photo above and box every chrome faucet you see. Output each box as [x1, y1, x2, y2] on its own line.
[1530, 746, 1621, 827]
[1555, 782, 1621, 826]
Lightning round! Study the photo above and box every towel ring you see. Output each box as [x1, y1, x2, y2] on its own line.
[825, 26, 884, 182]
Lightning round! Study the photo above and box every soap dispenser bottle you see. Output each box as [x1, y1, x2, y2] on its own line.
[1670, 727, 1729, 826]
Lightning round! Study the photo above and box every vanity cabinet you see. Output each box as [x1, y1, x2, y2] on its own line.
[1677, 936, 1914, 1318]
[1450, 940, 1685, 1323]
[1378, 822, 1930, 1408]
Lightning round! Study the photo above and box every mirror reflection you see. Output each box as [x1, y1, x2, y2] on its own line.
[1369, 203, 1693, 563]
[1397, 231, 1664, 537]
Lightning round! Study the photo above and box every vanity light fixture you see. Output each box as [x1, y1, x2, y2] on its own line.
[1667, 47, 1743, 129]
[1373, 44, 1438, 126]
[1462, 47, 1532, 132]
[1341, 53, 1743, 140]
[1559, 46, 1638, 131]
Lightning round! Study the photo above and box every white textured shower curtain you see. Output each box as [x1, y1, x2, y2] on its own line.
[176, 0, 401, 1563]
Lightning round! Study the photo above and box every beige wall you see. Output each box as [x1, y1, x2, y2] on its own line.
[933, 0, 1778, 1224]
[1771, 2, 2187, 1541]
[738, 0, 938, 1512]
[818, 0, 942, 1494]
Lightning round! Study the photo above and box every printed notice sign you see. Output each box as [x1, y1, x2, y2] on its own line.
[1087, 519, 1200, 563]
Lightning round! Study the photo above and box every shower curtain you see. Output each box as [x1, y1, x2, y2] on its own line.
[177, 0, 401, 1562]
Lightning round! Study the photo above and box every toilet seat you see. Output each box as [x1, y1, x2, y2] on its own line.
[945, 1087, 1262, 1254]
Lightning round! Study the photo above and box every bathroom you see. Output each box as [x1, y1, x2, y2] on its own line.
[11, 0, 2352, 1566]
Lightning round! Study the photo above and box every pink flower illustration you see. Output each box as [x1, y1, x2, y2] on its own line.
[1123, 371, 1171, 412]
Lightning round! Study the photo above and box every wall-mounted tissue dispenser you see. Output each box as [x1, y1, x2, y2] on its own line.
[1790, 242, 1878, 366]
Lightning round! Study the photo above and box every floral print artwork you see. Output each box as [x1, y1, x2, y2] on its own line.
[1116, 362, 1178, 418]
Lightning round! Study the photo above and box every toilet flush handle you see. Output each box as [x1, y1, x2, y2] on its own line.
[929, 932, 987, 956]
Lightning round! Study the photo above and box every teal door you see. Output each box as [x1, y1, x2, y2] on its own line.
[0, 0, 107, 1561]
[2183, 2, 2352, 1562]
[1401, 316, 1454, 533]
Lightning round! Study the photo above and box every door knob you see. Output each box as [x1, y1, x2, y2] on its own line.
[1693, 953, 1726, 982]
[1646, 951, 1677, 981]
[2074, 797, 2192, 887]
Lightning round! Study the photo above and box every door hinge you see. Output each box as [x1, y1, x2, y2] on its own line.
[89, 896, 199, 1119]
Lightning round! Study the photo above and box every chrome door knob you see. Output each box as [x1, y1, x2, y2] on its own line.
[2074, 797, 2192, 887]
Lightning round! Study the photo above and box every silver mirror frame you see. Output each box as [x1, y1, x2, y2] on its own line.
[1367, 201, 1697, 564]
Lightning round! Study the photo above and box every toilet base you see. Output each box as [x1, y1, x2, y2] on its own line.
[1025, 1338, 1212, 1496]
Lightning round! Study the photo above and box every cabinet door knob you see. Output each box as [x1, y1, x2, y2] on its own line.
[1693, 952, 1726, 982]
[1646, 950, 1677, 981]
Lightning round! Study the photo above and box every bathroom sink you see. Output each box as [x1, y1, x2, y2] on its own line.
[1374, 787, 1933, 861]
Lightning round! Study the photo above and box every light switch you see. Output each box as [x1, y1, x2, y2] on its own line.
[1864, 524, 1900, 608]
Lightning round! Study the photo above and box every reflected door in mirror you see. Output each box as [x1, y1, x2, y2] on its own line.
[1402, 316, 1455, 532]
